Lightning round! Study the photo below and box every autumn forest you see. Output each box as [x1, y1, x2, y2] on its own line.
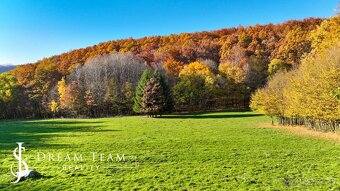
[0, 15, 339, 131]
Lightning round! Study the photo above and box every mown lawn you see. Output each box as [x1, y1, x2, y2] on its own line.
[0, 111, 339, 190]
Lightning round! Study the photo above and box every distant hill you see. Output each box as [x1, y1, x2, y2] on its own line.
[10, 18, 323, 86]
[4, 17, 328, 119]
[0, 65, 16, 74]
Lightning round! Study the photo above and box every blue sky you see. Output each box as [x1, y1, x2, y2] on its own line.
[0, 0, 338, 65]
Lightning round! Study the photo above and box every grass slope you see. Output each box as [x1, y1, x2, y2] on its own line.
[0, 112, 339, 190]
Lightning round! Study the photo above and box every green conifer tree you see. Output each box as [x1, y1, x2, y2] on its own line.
[140, 77, 166, 117]
[133, 70, 152, 113]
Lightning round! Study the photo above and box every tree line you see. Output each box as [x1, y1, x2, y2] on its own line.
[0, 17, 337, 121]
[250, 15, 340, 132]
[0, 52, 272, 118]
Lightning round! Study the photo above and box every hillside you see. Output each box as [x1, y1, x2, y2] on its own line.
[11, 18, 322, 86]
[0, 17, 330, 119]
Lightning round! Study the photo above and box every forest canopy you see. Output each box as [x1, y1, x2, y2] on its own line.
[1, 16, 338, 129]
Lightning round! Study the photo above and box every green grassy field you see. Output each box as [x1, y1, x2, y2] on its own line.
[0, 111, 339, 190]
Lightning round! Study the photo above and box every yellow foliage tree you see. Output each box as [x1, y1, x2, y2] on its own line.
[57, 77, 68, 109]
[285, 45, 340, 128]
[310, 15, 340, 54]
[49, 100, 59, 113]
[218, 62, 246, 83]
[0, 73, 18, 103]
[179, 61, 214, 84]
[250, 71, 290, 124]
[251, 43, 340, 131]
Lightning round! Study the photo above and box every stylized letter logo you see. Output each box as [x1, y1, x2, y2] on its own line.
[10, 142, 31, 184]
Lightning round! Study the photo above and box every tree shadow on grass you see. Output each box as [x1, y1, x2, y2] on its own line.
[0, 120, 120, 151]
[161, 112, 263, 119]
[25, 120, 103, 125]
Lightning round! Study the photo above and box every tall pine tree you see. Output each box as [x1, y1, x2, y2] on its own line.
[133, 70, 153, 113]
[140, 77, 166, 117]
[134, 70, 174, 116]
